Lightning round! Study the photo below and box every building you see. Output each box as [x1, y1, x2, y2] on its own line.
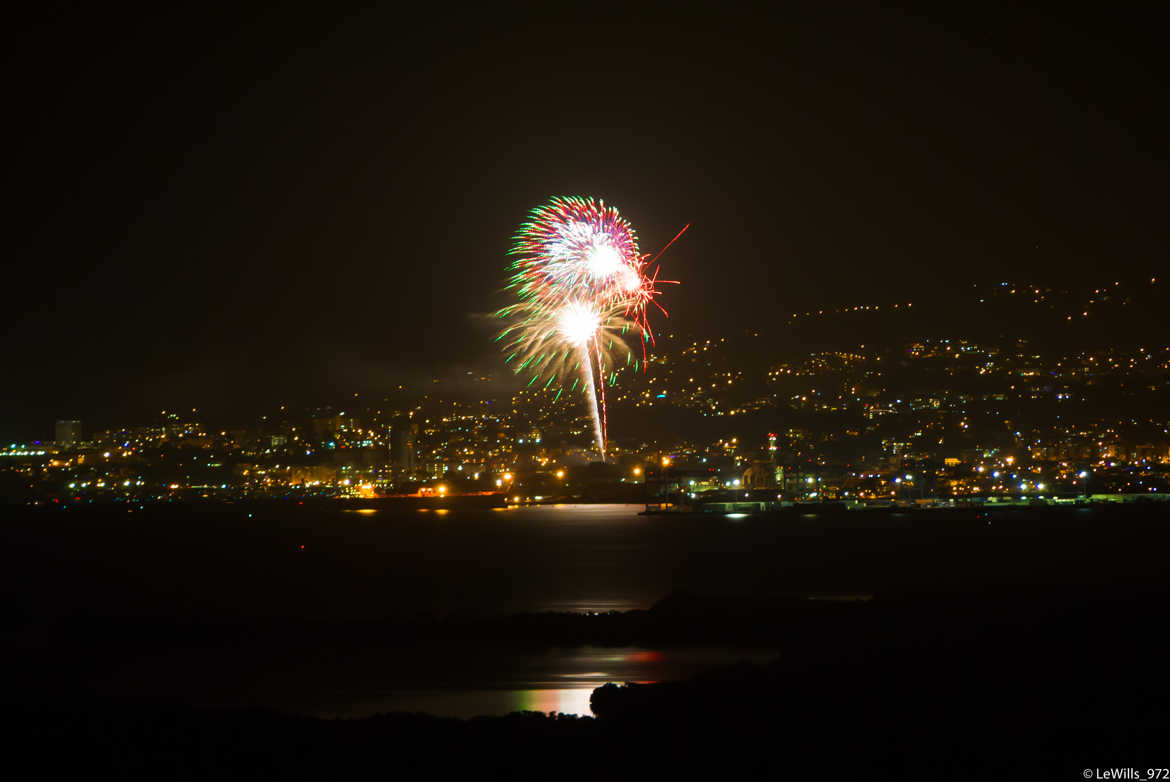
[55, 420, 82, 447]
[390, 415, 419, 478]
[742, 459, 778, 489]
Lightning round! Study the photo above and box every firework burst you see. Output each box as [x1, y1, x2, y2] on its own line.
[497, 196, 684, 460]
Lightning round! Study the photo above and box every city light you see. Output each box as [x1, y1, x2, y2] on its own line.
[10, 307, 1170, 507]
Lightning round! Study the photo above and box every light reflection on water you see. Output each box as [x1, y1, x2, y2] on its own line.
[96, 643, 776, 719]
[332, 687, 599, 719]
[295, 646, 770, 718]
[270, 645, 774, 719]
[511, 688, 595, 715]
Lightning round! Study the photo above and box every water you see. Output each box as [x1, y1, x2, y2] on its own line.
[7, 501, 1168, 717]
[7, 501, 1165, 621]
[92, 642, 778, 718]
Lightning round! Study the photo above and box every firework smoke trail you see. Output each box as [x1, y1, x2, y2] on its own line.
[497, 196, 682, 460]
[593, 333, 610, 458]
[579, 342, 605, 461]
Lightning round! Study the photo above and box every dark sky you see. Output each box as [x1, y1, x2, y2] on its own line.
[3, 5, 1166, 439]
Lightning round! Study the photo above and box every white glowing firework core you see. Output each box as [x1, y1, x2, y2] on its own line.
[585, 242, 622, 278]
[557, 302, 601, 346]
[548, 221, 596, 262]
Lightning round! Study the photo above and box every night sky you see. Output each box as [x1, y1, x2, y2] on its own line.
[3, 6, 1166, 439]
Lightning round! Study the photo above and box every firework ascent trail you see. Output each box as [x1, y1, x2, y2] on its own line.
[496, 196, 685, 461]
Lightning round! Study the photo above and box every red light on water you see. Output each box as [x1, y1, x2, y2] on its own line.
[627, 650, 665, 663]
